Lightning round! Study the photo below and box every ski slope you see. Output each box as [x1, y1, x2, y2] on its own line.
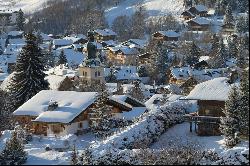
[0, 0, 49, 14]
[105, 0, 184, 25]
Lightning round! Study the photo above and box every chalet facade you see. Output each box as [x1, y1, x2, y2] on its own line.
[184, 77, 236, 136]
[181, 11, 195, 20]
[152, 31, 180, 41]
[187, 17, 210, 31]
[13, 90, 146, 136]
[94, 29, 117, 42]
[221, 23, 235, 35]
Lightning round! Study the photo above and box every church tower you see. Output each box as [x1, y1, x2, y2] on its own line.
[78, 31, 105, 84]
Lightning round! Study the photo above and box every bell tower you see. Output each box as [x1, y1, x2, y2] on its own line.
[78, 31, 105, 84]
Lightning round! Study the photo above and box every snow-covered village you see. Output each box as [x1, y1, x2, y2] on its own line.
[0, 0, 249, 165]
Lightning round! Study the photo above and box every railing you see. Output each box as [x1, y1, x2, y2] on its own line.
[184, 114, 221, 123]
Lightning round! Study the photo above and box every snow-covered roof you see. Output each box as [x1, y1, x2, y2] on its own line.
[63, 36, 82, 44]
[8, 38, 26, 45]
[0, 72, 9, 82]
[7, 31, 24, 37]
[171, 66, 191, 80]
[46, 65, 79, 77]
[157, 30, 181, 37]
[119, 47, 139, 55]
[70, 34, 87, 40]
[14, 90, 98, 123]
[145, 94, 183, 106]
[53, 39, 73, 46]
[112, 94, 145, 107]
[189, 17, 210, 25]
[104, 66, 140, 81]
[126, 39, 148, 48]
[94, 29, 117, 36]
[121, 107, 146, 120]
[101, 40, 118, 46]
[4, 44, 24, 55]
[55, 48, 85, 68]
[193, 5, 208, 12]
[185, 77, 236, 101]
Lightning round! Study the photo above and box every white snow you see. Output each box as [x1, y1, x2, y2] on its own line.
[121, 107, 147, 120]
[105, 0, 184, 25]
[45, 75, 66, 90]
[157, 30, 181, 37]
[13, 90, 98, 122]
[185, 77, 237, 101]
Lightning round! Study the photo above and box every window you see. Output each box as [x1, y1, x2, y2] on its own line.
[79, 123, 83, 128]
[85, 72, 87, 76]
[95, 72, 97, 77]
[98, 71, 100, 76]
[51, 124, 62, 134]
[82, 72, 85, 76]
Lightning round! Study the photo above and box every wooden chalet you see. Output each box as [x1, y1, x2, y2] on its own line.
[221, 23, 235, 35]
[181, 11, 195, 20]
[94, 29, 117, 42]
[188, 5, 208, 17]
[13, 90, 146, 136]
[187, 17, 210, 31]
[152, 31, 180, 41]
[183, 77, 235, 136]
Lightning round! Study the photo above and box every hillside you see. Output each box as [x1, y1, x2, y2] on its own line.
[1, 0, 184, 23]
[0, 0, 49, 14]
[105, 0, 184, 25]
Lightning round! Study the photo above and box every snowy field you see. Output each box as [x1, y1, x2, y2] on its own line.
[0, 131, 98, 165]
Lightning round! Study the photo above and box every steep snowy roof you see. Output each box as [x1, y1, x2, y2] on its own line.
[7, 31, 24, 37]
[8, 39, 26, 45]
[119, 47, 139, 55]
[158, 30, 181, 37]
[13, 90, 98, 123]
[190, 17, 210, 25]
[194, 5, 208, 12]
[63, 36, 82, 43]
[94, 29, 117, 36]
[185, 77, 236, 101]
[121, 107, 147, 120]
[53, 39, 73, 46]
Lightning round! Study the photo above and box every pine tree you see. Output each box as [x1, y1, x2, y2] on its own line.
[16, 9, 25, 31]
[238, 71, 249, 137]
[57, 49, 67, 65]
[185, 41, 200, 66]
[70, 145, 79, 165]
[8, 33, 49, 110]
[89, 89, 113, 138]
[211, 38, 227, 68]
[235, 16, 249, 34]
[220, 86, 240, 147]
[80, 148, 92, 165]
[227, 35, 238, 58]
[129, 81, 144, 102]
[0, 130, 27, 165]
[131, 6, 147, 39]
[223, 4, 234, 25]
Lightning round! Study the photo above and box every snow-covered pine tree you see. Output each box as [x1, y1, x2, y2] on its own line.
[80, 148, 92, 165]
[227, 35, 238, 58]
[185, 41, 200, 66]
[237, 42, 248, 69]
[70, 145, 79, 165]
[211, 38, 227, 68]
[89, 88, 113, 138]
[238, 71, 249, 137]
[129, 81, 145, 102]
[0, 129, 27, 165]
[223, 4, 234, 25]
[235, 16, 249, 34]
[8, 33, 49, 110]
[131, 6, 147, 39]
[57, 49, 67, 65]
[220, 86, 240, 147]
[16, 9, 25, 31]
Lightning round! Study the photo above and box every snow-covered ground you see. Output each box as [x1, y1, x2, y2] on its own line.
[105, 0, 184, 25]
[151, 122, 249, 157]
[0, 131, 98, 165]
[0, 0, 48, 14]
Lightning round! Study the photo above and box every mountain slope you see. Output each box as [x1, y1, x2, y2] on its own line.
[105, 0, 184, 25]
[0, 0, 49, 14]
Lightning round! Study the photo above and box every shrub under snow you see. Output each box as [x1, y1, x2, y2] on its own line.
[80, 100, 192, 164]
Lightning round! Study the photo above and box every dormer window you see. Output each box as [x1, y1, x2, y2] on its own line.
[48, 100, 58, 111]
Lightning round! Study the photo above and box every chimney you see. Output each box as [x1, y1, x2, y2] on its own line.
[228, 69, 238, 84]
[48, 100, 58, 111]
